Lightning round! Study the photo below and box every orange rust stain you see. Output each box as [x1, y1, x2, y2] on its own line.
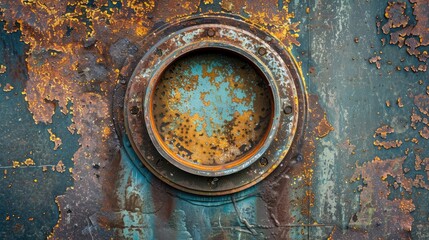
[23, 158, 35, 166]
[374, 125, 394, 139]
[314, 113, 334, 138]
[12, 161, 20, 168]
[0, 65, 6, 74]
[55, 160, 65, 173]
[399, 199, 416, 213]
[3, 83, 14, 92]
[48, 129, 62, 150]
[369, 55, 381, 69]
[300, 95, 331, 215]
[385, 100, 391, 107]
[397, 97, 404, 108]
[219, 0, 299, 47]
[374, 139, 403, 149]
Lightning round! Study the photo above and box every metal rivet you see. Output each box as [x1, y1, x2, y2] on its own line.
[119, 75, 127, 85]
[207, 29, 216, 37]
[258, 47, 267, 56]
[283, 105, 293, 114]
[130, 106, 139, 115]
[259, 157, 268, 166]
[295, 154, 303, 162]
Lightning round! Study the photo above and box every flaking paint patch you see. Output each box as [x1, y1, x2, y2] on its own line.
[316, 141, 338, 222]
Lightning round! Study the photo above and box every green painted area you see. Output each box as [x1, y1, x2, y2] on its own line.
[0, 22, 79, 239]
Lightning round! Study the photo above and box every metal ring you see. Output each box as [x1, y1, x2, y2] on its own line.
[124, 14, 305, 195]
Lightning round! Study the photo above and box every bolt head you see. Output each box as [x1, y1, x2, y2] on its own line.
[258, 47, 267, 56]
[283, 105, 293, 114]
[259, 157, 268, 166]
[207, 29, 216, 37]
[130, 106, 139, 115]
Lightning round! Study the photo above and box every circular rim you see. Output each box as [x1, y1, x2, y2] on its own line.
[123, 14, 305, 195]
[144, 45, 281, 176]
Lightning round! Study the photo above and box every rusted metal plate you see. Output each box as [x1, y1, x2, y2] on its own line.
[0, 0, 428, 239]
[152, 51, 273, 171]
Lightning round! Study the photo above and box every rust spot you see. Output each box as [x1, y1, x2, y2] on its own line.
[55, 160, 65, 173]
[314, 113, 334, 138]
[397, 97, 404, 108]
[419, 126, 429, 139]
[399, 199, 416, 213]
[386, 100, 391, 107]
[23, 158, 35, 166]
[0, 65, 6, 73]
[369, 55, 381, 69]
[374, 125, 394, 139]
[414, 94, 429, 116]
[3, 83, 14, 92]
[381, 0, 429, 68]
[48, 129, 62, 150]
[12, 160, 20, 168]
[382, 2, 409, 33]
[374, 139, 403, 149]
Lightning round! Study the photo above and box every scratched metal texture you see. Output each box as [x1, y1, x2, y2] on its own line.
[0, 0, 428, 239]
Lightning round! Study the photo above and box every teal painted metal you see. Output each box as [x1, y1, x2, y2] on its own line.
[1, 0, 429, 239]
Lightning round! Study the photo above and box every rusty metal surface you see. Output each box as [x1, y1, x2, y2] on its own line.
[122, 14, 306, 195]
[152, 51, 272, 171]
[0, 0, 428, 239]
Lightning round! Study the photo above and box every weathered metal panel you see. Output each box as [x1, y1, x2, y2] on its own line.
[0, 0, 428, 239]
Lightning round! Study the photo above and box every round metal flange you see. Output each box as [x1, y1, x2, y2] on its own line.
[124, 14, 306, 195]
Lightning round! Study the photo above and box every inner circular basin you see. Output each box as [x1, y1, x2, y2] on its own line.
[151, 49, 273, 170]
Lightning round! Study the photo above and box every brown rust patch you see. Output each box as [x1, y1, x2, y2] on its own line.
[314, 113, 334, 138]
[374, 125, 394, 139]
[381, 0, 429, 69]
[47, 129, 62, 150]
[351, 156, 415, 236]
[369, 55, 381, 69]
[23, 158, 35, 166]
[382, 2, 409, 33]
[54, 160, 65, 173]
[374, 139, 403, 149]
[419, 126, 429, 139]
[397, 97, 404, 108]
[0, 64, 6, 74]
[3, 83, 14, 92]
[414, 94, 429, 116]
[259, 94, 331, 238]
